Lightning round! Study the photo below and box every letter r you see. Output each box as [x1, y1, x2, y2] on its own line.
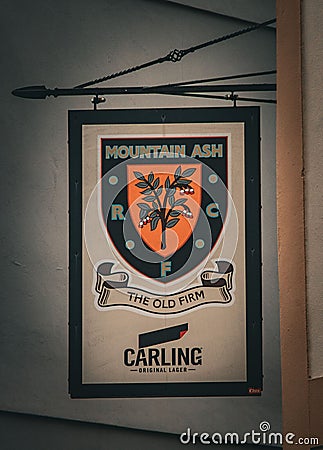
[111, 204, 125, 220]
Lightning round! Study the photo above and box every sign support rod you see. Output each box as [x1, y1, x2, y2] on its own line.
[12, 83, 276, 100]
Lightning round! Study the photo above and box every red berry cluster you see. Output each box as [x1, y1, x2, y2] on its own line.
[180, 187, 194, 195]
[182, 209, 193, 218]
[138, 215, 152, 228]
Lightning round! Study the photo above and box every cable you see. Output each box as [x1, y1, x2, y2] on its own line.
[163, 92, 276, 105]
[74, 18, 276, 89]
[153, 70, 276, 89]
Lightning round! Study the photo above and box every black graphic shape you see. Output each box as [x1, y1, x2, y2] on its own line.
[139, 323, 188, 348]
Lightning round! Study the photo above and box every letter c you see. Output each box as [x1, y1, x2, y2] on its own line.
[124, 348, 135, 366]
[206, 202, 219, 218]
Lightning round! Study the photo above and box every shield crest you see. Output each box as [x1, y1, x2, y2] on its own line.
[100, 136, 228, 283]
[127, 164, 202, 258]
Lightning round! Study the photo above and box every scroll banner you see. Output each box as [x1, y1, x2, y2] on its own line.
[95, 260, 234, 315]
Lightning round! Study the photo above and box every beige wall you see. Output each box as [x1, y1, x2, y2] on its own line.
[277, 0, 323, 446]
[302, 0, 323, 443]
[302, 0, 323, 380]
[276, 0, 310, 443]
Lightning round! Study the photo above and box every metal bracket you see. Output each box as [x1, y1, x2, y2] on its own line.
[225, 92, 239, 107]
[91, 95, 106, 110]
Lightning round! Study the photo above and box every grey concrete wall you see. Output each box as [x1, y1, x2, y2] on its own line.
[165, 0, 276, 25]
[0, 411, 280, 450]
[0, 0, 280, 437]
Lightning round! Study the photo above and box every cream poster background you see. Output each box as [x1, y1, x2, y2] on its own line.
[82, 122, 246, 384]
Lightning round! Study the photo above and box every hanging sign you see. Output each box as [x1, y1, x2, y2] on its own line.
[69, 107, 262, 397]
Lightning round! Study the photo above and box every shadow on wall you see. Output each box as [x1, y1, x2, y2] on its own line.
[0, 411, 281, 450]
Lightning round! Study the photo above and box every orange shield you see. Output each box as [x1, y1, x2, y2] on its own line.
[127, 164, 202, 258]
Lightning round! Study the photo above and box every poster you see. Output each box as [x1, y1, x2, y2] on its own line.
[69, 107, 262, 397]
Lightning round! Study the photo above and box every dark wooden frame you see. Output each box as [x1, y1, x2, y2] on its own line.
[68, 107, 262, 398]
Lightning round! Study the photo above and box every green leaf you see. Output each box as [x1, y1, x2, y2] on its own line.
[182, 168, 196, 177]
[143, 195, 156, 202]
[138, 203, 150, 211]
[140, 209, 147, 220]
[173, 198, 187, 206]
[168, 188, 176, 196]
[170, 210, 181, 217]
[153, 177, 160, 189]
[165, 176, 170, 189]
[166, 218, 179, 228]
[168, 195, 175, 207]
[150, 211, 159, 218]
[153, 201, 159, 210]
[177, 179, 190, 185]
[135, 181, 148, 188]
[141, 187, 152, 194]
[156, 186, 162, 197]
[148, 172, 154, 183]
[175, 166, 181, 178]
[151, 216, 160, 231]
[134, 171, 145, 180]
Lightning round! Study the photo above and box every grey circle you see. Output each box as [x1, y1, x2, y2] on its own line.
[195, 239, 205, 249]
[208, 174, 218, 184]
[109, 175, 118, 185]
[125, 240, 135, 250]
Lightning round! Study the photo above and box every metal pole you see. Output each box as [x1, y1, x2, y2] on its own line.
[12, 83, 276, 100]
